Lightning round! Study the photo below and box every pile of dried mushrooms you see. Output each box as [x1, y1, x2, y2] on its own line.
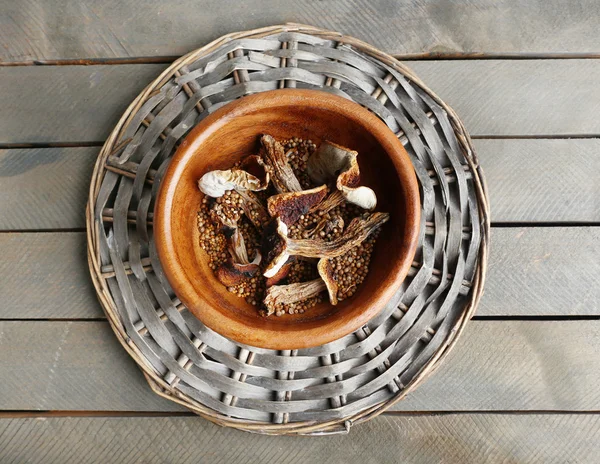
[197, 134, 389, 317]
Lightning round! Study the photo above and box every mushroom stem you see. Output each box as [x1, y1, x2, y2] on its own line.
[286, 212, 389, 258]
[263, 279, 326, 315]
[318, 258, 339, 305]
[229, 228, 249, 264]
[261, 134, 303, 193]
[209, 202, 251, 265]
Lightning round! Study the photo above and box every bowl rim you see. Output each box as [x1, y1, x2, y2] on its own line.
[154, 88, 421, 349]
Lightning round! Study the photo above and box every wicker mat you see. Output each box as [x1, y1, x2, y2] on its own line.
[87, 24, 489, 435]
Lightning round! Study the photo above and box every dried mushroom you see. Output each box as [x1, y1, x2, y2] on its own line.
[198, 169, 268, 198]
[267, 184, 328, 226]
[227, 228, 250, 264]
[310, 189, 346, 215]
[261, 134, 303, 192]
[268, 213, 388, 260]
[317, 258, 338, 305]
[263, 279, 326, 316]
[240, 154, 269, 186]
[237, 189, 270, 229]
[209, 202, 249, 263]
[216, 251, 261, 287]
[265, 257, 295, 287]
[197, 134, 389, 317]
[198, 154, 269, 198]
[261, 218, 291, 278]
[307, 141, 377, 210]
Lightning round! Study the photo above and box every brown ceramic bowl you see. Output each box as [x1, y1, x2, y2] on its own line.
[155, 89, 420, 350]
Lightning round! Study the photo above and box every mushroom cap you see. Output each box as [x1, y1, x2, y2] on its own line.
[240, 154, 270, 187]
[267, 184, 328, 226]
[307, 141, 357, 185]
[197, 157, 269, 198]
[307, 140, 377, 210]
[215, 260, 260, 287]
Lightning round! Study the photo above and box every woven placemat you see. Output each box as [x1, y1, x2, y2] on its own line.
[87, 24, 489, 435]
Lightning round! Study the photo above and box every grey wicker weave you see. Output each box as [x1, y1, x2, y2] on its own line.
[87, 24, 490, 435]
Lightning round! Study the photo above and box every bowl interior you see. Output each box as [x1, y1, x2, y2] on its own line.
[155, 89, 419, 349]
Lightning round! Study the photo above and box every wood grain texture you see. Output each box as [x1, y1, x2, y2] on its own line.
[0, 148, 97, 230]
[2, 139, 598, 230]
[0, 64, 167, 143]
[408, 60, 600, 136]
[3, 61, 600, 143]
[2, 320, 600, 412]
[0, 233, 101, 319]
[479, 227, 600, 316]
[394, 320, 600, 411]
[2, 414, 600, 463]
[1, 0, 600, 62]
[477, 139, 600, 223]
[2, 227, 597, 319]
[0, 321, 184, 412]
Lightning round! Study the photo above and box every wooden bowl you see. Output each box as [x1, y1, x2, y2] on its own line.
[155, 89, 420, 350]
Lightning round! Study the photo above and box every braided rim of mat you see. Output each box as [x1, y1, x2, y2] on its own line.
[86, 24, 490, 435]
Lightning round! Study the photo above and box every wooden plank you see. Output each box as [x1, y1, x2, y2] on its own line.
[2, 227, 597, 320]
[0, 148, 98, 230]
[2, 140, 598, 230]
[2, 0, 600, 62]
[0, 321, 184, 412]
[408, 60, 600, 136]
[391, 320, 600, 411]
[2, 61, 600, 143]
[1, 320, 600, 412]
[478, 139, 600, 223]
[1, 414, 600, 463]
[0, 233, 101, 319]
[479, 227, 600, 317]
[0, 64, 167, 143]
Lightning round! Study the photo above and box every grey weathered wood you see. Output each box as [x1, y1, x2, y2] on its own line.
[3, 61, 600, 143]
[2, 413, 600, 463]
[0, 233, 101, 319]
[0, 321, 184, 411]
[391, 320, 600, 411]
[2, 227, 596, 320]
[1, 142, 599, 230]
[1, 0, 600, 62]
[0, 65, 167, 143]
[0, 148, 98, 230]
[2, 320, 600, 412]
[478, 139, 600, 223]
[408, 60, 600, 136]
[479, 227, 600, 316]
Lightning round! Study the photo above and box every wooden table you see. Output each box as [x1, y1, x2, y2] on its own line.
[1, 2, 599, 462]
